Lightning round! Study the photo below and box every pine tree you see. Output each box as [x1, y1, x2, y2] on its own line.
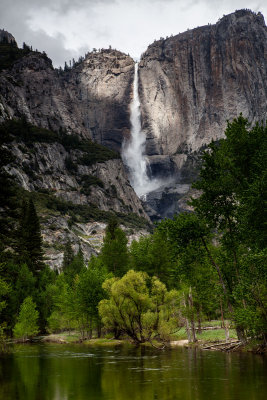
[17, 199, 44, 273]
[100, 217, 129, 276]
[62, 239, 74, 271]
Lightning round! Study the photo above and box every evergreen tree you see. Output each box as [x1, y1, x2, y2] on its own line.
[62, 239, 75, 272]
[100, 217, 129, 276]
[63, 244, 85, 283]
[17, 199, 44, 273]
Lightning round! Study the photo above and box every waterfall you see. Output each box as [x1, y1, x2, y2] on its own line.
[122, 62, 161, 198]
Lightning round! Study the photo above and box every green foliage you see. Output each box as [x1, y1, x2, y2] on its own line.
[0, 277, 9, 315]
[232, 249, 267, 338]
[70, 259, 109, 338]
[62, 243, 85, 284]
[190, 115, 267, 340]
[46, 275, 74, 333]
[99, 270, 180, 343]
[130, 229, 175, 288]
[100, 218, 129, 276]
[47, 258, 108, 338]
[13, 297, 39, 341]
[192, 115, 267, 250]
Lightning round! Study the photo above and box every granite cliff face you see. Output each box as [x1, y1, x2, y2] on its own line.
[0, 39, 147, 268]
[0, 46, 134, 152]
[138, 10, 267, 218]
[68, 50, 134, 151]
[1, 121, 149, 268]
[1, 9, 267, 229]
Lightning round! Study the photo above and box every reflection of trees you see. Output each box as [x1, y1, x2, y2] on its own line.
[0, 344, 104, 400]
[0, 344, 266, 400]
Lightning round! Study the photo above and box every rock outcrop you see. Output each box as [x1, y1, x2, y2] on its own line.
[0, 29, 17, 44]
[0, 38, 147, 268]
[1, 9, 267, 227]
[1, 126, 150, 268]
[0, 47, 134, 152]
[139, 10, 267, 218]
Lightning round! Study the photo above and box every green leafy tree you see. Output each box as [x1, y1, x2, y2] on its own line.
[99, 270, 180, 344]
[70, 257, 109, 338]
[158, 213, 224, 341]
[130, 229, 175, 288]
[13, 297, 39, 341]
[191, 115, 267, 341]
[46, 274, 74, 333]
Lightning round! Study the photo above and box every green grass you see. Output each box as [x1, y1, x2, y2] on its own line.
[171, 328, 188, 340]
[171, 322, 237, 342]
[202, 320, 225, 328]
[83, 338, 126, 346]
[197, 329, 237, 341]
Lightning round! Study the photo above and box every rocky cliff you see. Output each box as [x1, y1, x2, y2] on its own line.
[1, 9, 267, 228]
[0, 119, 150, 268]
[138, 10, 267, 218]
[0, 44, 134, 152]
[0, 39, 148, 268]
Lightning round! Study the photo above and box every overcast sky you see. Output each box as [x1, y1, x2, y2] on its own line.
[0, 0, 266, 67]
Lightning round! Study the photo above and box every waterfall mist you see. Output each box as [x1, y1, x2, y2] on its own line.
[122, 63, 163, 198]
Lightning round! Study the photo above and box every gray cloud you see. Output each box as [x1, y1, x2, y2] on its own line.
[0, 0, 266, 67]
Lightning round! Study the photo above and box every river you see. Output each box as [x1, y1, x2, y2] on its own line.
[0, 344, 266, 399]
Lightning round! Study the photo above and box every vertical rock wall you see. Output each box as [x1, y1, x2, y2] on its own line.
[139, 10, 267, 180]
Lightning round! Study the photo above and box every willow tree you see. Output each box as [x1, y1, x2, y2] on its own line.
[99, 270, 180, 344]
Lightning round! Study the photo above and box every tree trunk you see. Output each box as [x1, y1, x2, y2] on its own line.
[236, 326, 246, 342]
[97, 323, 102, 338]
[183, 294, 192, 342]
[197, 308, 202, 334]
[220, 299, 229, 342]
[189, 288, 197, 342]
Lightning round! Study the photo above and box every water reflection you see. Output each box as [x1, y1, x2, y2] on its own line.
[0, 344, 266, 400]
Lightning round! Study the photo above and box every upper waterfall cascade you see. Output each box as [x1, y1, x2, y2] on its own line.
[122, 63, 161, 198]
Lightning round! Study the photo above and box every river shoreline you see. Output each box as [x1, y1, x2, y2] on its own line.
[30, 333, 266, 354]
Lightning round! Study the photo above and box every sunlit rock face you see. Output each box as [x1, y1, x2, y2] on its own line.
[0, 48, 134, 152]
[138, 10, 267, 219]
[139, 9, 267, 177]
[68, 49, 134, 151]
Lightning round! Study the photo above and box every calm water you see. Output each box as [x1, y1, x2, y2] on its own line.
[0, 343, 266, 400]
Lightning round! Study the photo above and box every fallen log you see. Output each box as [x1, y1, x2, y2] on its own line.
[202, 340, 239, 350]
